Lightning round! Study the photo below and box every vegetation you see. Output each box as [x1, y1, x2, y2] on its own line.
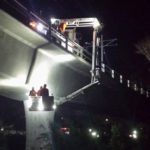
[53, 113, 150, 150]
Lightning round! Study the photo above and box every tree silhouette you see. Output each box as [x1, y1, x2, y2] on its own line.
[135, 37, 150, 61]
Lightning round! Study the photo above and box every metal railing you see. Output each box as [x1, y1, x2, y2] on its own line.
[1, 0, 92, 63]
[51, 27, 92, 63]
[101, 63, 149, 98]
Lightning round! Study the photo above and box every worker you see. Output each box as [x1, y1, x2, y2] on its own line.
[29, 87, 36, 96]
[58, 22, 67, 33]
[37, 86, 43, 96]
[41, 84, 49, 97]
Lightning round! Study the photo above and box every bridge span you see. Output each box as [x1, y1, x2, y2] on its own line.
[0, 9, 92, 101]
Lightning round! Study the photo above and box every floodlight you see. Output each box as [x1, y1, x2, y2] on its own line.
[51, 18, 57, 24]
[37, 23, 48, 35]
[52, 104, 57, 110]
[29, 21, 47, 35]
[37, 23, 44, 32]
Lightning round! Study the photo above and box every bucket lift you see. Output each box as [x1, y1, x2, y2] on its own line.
[29, 96, 55, 111]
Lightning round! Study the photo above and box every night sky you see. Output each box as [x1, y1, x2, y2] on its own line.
[18, 0, 150, 85]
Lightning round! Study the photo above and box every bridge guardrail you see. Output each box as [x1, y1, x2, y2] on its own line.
[2, 0, 92, 64]
[51, 27, 92, 63]
[101, 63, 149, 98]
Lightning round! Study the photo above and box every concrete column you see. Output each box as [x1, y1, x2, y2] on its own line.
[24, 101, 55, 150]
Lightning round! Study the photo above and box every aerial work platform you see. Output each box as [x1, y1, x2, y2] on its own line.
[28, 96, 55, 111]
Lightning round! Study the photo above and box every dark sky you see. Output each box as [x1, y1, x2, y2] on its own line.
[19, 0, 150, 85]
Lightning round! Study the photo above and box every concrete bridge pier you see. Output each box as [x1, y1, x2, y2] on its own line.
[24, 100, 55, 150]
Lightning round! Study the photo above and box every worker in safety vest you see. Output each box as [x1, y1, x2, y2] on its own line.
[58, 22, 67, 33]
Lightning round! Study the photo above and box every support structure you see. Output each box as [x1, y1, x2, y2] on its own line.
[100, 35, 104, 63]
[24, 100, 55, 150]
[91, 27, 100, 83]
[58, 81, 99, 105]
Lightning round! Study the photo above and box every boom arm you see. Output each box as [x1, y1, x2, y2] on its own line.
[58, 81, 99, 105]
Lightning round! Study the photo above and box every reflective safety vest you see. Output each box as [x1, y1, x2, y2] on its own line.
[59, 22, 67, 33]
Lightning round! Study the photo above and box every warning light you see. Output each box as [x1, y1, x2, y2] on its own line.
[29, 21, 37, 29]
[29, 21, 48, 35]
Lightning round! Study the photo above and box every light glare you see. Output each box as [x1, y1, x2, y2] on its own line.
[133, 130, 137, 134]
[129, 129, 138, 140]
[51, 18, 57, 24]
[91, 131, 97, 137]
[54, 54, 74, 62]
[36, 23, 47, 35]
[133, 134, 137, 139]
[37, 23, 44, 32]
[105, 118, 109, 122]
[52, 104, 57, 110]
[29, 62, 50, 90]
[0, 75, 26, 87]
[37, 98, 44, 111]
[0, 128, 4, 131]
[29, 21, 37, 29]
[40, 50, 75, 63]
[89, 128, 92, 132]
